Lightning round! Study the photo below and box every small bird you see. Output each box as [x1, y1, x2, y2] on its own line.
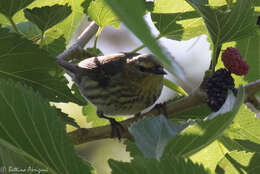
[57, 52, 166, 139]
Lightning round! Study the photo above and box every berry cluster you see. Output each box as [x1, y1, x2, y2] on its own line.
[206, 47, 249, 112]
[206, 68, 235, 111]
[221, 47, 249, 75]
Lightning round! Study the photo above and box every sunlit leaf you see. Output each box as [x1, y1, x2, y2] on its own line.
[82, 104, 126, 127]
[87, 0, 120, 29]
[220, 105, 260, 153]
[151, 0, 207, 40]
[216, 151, 260, 174]
[186, 0, 256, 45]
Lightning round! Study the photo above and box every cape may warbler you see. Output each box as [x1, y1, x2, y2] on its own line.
[57, 53, 166, 139]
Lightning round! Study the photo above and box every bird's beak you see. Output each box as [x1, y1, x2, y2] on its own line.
[154, 66, 167, 75]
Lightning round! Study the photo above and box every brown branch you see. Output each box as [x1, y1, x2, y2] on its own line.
[245, 79, 260, 99]
[245, 79, 260, 107]
[56, 21, 99, 61]
[69, 80, 260, 145]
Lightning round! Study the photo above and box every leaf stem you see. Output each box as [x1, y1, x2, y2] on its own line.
[211, 45, 222, 72]
[8, 17, 19, 34]
[94, 27, 102, 50]
[94, 35, 98, 49]
[131, 35, 162, 53]
[39, 32, 45, 48]
[163, 78, 188, 96]
[217, 141, 225, 156]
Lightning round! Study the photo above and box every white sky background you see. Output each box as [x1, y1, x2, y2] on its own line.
[70, 14, 211, 104]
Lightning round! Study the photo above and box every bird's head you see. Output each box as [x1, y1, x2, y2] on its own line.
[127, 54, 166, 75]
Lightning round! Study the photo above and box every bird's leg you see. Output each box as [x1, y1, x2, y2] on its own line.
[97, 111, 124, 140]
[154, 103, 168, 117]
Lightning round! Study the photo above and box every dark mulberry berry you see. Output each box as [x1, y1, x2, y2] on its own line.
[221, 47, 249, 75]
[257, 16, 260, 25]
[206, 68, 235, 111]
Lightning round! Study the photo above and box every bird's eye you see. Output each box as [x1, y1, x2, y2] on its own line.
[137, 65, 146, 72]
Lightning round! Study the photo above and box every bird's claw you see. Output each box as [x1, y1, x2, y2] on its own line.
[109, 118, 124, 140]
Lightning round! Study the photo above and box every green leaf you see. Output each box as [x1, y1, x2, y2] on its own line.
[0, 0, 34, 19]
[171, 104, 211, 120]
[128, 115, 187, 160]
[0, 79, 94, 173]
[153, 0, 203, 13]
[83, 103, 109, 127]
[81, 0, 92, 17]
[151, 0, 207, 40]
[43, 35, 66, 57]
[145, 1, 154, 12]
[255, 0, 260, 6]
[163, 86, 245, 158]
[0, 27, 86, 105]
[220, 105, 260, 153]
[187, 0, 256, 45]
[42, 0, 86, 45]
[71, 83, 88, 106]
[87, 0, 120, 29]
[0, 1, 85, 46]
[151, 13, 184, 41]
[123, 140, 143, 159]
[24, 4, 72, 32]
[216, 151, 260, 174]
[104, 0, 186, 82]
[85, 47, 104, 57]
[55, 107, 80, 128]
[163, 78, 188, 96]
[0, 138, 55, 173]
[109, 156, 210, 174]
[152, 13, 207, 40]
[82, 104, 126, 127]
[5, 21, 41, 40]
[236, 30, 260, 83]
[190, 140, 228, 173]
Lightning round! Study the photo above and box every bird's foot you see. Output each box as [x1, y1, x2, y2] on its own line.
[108, 117, 124, 140]
[97, 111, 124, 140]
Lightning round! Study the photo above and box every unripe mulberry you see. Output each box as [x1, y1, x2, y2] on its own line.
[206, 68, 235, 111]
[221, 47, 249, 75]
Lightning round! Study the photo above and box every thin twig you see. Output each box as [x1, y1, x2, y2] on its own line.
[69, 80, 260, 145]
[56, 21, 99, 61]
